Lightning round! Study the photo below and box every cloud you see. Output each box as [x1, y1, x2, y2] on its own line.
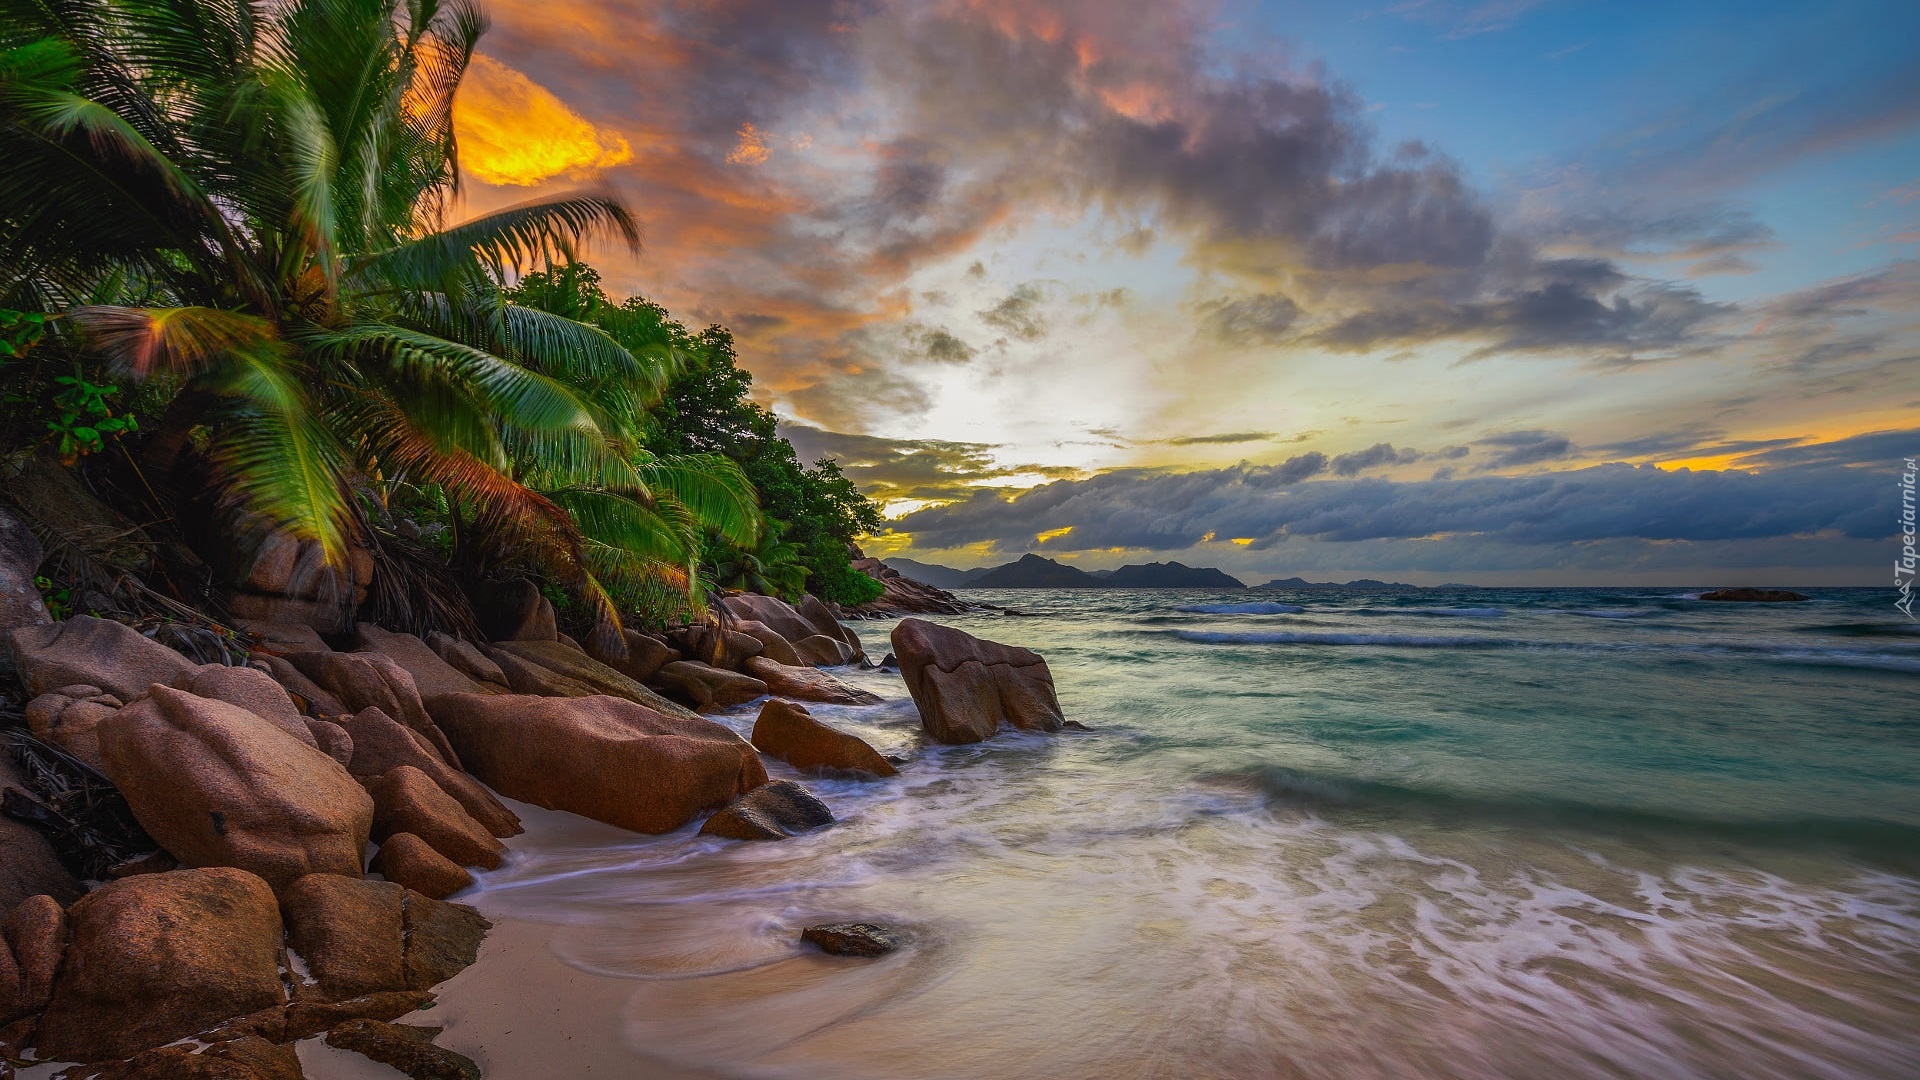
[978, 284, 1050, 341]
[1475, 430, 1574, 468]
[1163, 431, 1278, 445]
[452, 55, 631, 185]
[779, 422, 1084, 504]
[1198, 293, 1301, 344]
[1330, 442, 1423, 475]
[885, 429, 1910, 558]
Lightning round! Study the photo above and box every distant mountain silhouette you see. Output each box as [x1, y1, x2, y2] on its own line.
[1103, 561, 1245, 588]
[1253, 576, 1418, 590]
[963, 553, 1103, 588]
[882, 557, 983, 590]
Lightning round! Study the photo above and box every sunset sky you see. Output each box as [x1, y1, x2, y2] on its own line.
[453, 0, 1919, 584]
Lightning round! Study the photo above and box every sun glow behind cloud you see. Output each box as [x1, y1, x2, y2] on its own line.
[453, 55, 632, 186]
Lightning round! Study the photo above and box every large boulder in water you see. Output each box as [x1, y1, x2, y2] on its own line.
[750, 699, 895, 778]
[699, 779, 834, 840]
[7, 615, 194, 701]
[890, 618, 1064, 744]
[427, 693, 767, 833]
[37, 867, 286, 1062]
[97, 685, 373, 894]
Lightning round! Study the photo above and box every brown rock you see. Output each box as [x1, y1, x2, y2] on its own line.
[97, 685, 373, 894]
[652, 660, 768, 712]
[750, 700, 896, 778]
[232, 619, 330, 657]
[73, 1042, 292, 1079]
[588, 630, 679, 684]
[891, 618, 1065, 745]
[338, 707, 519, 838]
[0, 760, 84, 915]
[486, 639, 699, 719]
[792, 634, 855, 667]
[801, 922, 901, 957]
[797, 595, 863, 659]
[664, 625, 764, 670]
[203, 1035, 305, 1080]
[6, 616, 194, 701]
[425, 632, 509, 690]
[371, 834, 471, 900]
[1699, 587, 1812, 602]
[366, 767, 503, 871]
[699, 780, 834, 841]
[106, 850, 178, 878]
[38, 867, 286, 1062]
[428, 693, 767, 834]
[282, 989, 436, 1040]
[402, 893, 489, 990]
[281, 874, 404, 1000]
[5, 893, 68, 1017]
[24, 686, 118, 771]
[285, 651, 459, 767]
[0, 937, 19, 1023]
[479, 643, 602, 698]
[742, 656, 882, 706]
[172, 664, 317, 749]
[731, 619, 803, 667]
[354, 624, 485, 699]
[466, 578, 555, 642]
[304, 718, 353, 767]
[325, 1018, 479, 1080]
[259, 654, 348, 718]
[719, 594, 820, 648]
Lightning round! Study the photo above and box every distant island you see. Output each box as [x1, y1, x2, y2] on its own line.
[889, 553, 1246, 589]
[1252, 577, 1419, 590]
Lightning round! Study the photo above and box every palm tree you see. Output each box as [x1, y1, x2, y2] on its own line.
[0, 0, 757, 642]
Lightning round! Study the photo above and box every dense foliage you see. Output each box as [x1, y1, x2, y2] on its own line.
[0, 0, 765, 641]
[510, 264, 884, 605]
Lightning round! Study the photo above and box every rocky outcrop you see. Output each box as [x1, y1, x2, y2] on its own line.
[653, 660, 768, 712]
[664, 624, 764, 670]
[588, 629, 679, 684]
[97, 685, 374, 893]
[742, 656, 882, 706]
[5, 893, 69, 1016]
[339, 707, 520, 838]
[38, 867, 286, 1061]
[355, 623, 488, 699]
[7, 615, 194, 701]
[305, 717, 354, 766]
[171, 663, 318, 749]
[843, 552, 970, 617]
[793, 634, 856, 667]
[0, 748, 84, 910]
[401, 890, 489, 990]
[366, 766, 504, 871]
[425, 631, 510, 690]
[732, 619, 803, 666]
[0, 507, 51, 677]
[891, 618, 1065, 744]
[484, 638, 698, 720]
[720, 594, 862, 663]
[258, 653, 348, 717]
[371, 833, 471, 900]
[286, 650, 460, 766]
[428, 693, 767, 834]
[229, 530, 374, 637]
[25, 683, 120, 771]
[231, 619, 330, 657]
[1699, 587, 1811, 602]
[282, 874, 405, 1001]
[326, 1017, 481, 1080]
[750, 700, 896, 778]
[700, 780, 834, 840]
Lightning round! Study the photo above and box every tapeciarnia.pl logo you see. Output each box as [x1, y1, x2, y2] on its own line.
[1900, 457, 1917, 620]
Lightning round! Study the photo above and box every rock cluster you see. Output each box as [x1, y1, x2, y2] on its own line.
[0, 543, 1070, 1074]
[1699, 588, 1811, 602]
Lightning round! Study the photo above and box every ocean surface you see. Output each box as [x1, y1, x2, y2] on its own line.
[466, 587, 1920, 1079]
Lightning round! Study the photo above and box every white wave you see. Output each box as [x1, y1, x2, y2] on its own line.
[1175, 602, 1306, 615]
[1177, 630, 1503, 648]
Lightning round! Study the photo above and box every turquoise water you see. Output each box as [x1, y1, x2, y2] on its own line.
[469, 587, 1920, 1079]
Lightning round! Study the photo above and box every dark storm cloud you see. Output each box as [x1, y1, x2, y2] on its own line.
[887, 430, 1911, 555]
[1475, 430, 1574, 468]
[1330, 443, 1423, 475]
[978, 284, 1050, 341]
[1198, 293, 1301, 344]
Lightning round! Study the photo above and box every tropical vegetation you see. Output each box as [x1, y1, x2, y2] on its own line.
[0, 0, 879, 643]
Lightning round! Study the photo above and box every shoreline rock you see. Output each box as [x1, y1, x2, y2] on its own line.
[891, 618, 1065, 744]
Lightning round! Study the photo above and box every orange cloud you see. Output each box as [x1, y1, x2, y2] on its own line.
[726, 123, 772, 166]
[453, 55, 632, 186]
